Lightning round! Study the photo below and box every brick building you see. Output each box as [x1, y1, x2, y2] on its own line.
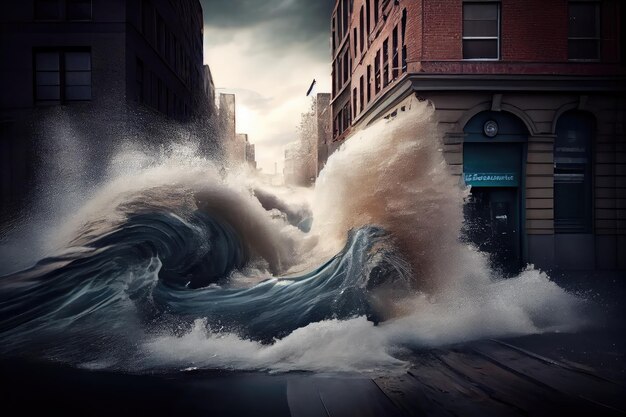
[331, 0, 625, 272]
[0, 0, 217, 224]
[331, 0, 354, 148]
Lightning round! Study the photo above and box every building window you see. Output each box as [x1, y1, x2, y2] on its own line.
[332, 15, 337, 53]
[343, 50, 350, 85]
[353, 27, 358, 59]
[34, 52, 61, 104]
[554, 111, 594, 233]
[341, 0, 349, 40]
[462, 2, 500, 60]
[401, 9, 407, 72]
[359, 6, 365, 54]
[374, 49, 381, 94]
[136, 58, 144, 103]
[66, 0, 92, 20]
[156, 13, 166, 56]
[34, 0, 62, 20]
[359, 75, 364, 112]
[366, 0, 371, 34]
[337, 57, 342, 88]
[34, 0, 91, 21]
[34, 49, 91, 105]
[383, 38, 389, 87]
[158, 78, 166, 113]
[150, 71, 157, 108]
[64, 51, 91, 100]
[392, 25, 399, 79]
[374, 0, 379, 25]
[366, 64, 372, 102]
[352, 87, 357, 118]
[142, 0, 154, 45]
[568, 1, 600, 60]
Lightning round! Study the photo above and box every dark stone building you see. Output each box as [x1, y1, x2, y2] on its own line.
[0, 0, 217, 225]
[332, 0, 625, 272]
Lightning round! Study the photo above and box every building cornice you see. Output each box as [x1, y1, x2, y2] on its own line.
[407, 74, 626, 93]
[349, 73, 626, 135]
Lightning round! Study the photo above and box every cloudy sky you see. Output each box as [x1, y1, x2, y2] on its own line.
[201, 0, 334, 173]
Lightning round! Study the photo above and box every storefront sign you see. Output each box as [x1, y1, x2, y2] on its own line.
[463, 172, 518, 187]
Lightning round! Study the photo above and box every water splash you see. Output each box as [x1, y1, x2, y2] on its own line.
[0, 97, 586, 374]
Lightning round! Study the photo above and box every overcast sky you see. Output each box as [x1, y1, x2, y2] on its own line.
[201, 0, 334, 173]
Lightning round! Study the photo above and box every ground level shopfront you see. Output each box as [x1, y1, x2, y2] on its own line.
[430, 89, 625, 272]
[352, 75, 625, 272]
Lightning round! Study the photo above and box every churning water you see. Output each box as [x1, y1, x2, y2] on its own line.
[0, 98, 585, 374]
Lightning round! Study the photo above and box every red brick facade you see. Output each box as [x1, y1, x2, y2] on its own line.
[329, 0, 625, 271]
[333, 0, 623, 131]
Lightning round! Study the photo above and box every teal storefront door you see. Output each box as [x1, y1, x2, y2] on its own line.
[463, 142, 524, 275]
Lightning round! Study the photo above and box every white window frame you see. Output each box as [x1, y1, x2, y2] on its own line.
[462, 1, 501, 61]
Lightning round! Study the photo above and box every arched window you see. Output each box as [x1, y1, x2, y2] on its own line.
[554, 111, 594, 233]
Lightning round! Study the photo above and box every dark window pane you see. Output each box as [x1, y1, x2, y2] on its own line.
[66, 0, 92, 20]
[463, 39, 498, 59]
[569, 3, 599, 38]
[136, 59, 144, 81]
[464, 3, 498, 20]
[34, 0, 62, 20]
[65, 52, 91, 71]
[463, 20, 498, 37]
[36, 71, 60, 85]
[65, 71, 91, 86]
[568, 39, 599, 59]
[36, 85, 61, 100]
[554, 112, 593, 233]
[554, 180, 588, 232]
[65, 85, 91, 100]
[35, 52, 60, 71]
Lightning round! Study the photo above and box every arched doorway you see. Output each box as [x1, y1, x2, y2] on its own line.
[462, 111, 528, 275]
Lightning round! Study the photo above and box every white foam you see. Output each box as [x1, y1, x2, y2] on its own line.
[139, 264, 584, 374]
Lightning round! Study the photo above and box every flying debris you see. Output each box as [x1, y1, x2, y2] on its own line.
[306, 79, 317, 96]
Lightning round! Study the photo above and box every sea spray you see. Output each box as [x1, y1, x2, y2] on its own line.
[0, 96, 586, 374]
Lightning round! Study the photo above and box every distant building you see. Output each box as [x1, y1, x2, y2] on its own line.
[315, 93, 332, 174]
[202, 65, 216, 117]
[0, 0, 217, 222]
[217, 94, 257, 169]
[332, 0, 625, 272]
[245, 137, 257, 170]
[218, 93, 242, 164]
[219, 93, 237, 142]
[233, 133, 247, 164]
[283, 94, 330, 186]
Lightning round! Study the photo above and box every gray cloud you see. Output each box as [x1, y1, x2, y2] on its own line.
[201, 0, 333, 59]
